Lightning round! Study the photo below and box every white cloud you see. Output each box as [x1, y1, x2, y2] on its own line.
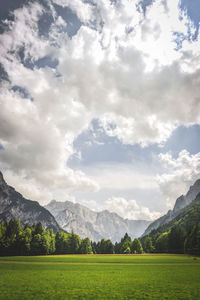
[81, 162, 159, 191]
[105, 196, 161, 221]
[157, 150, 200, 208]
[53, 0, 94, 23]
[0, 0, 200, 207]
[100, 113, 176, 147]
[0, 2, 47, 63]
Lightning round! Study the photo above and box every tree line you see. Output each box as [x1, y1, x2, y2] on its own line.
[146, 223, 200, 255]
[0, 219, 199, 256]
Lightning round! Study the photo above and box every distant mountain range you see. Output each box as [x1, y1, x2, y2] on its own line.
[1, 169, 199, 243]
[0, 171, 60, 232]
[143, 179, 200, 236]
[45, 200, 151, 242]
[0, 170, 151, 241]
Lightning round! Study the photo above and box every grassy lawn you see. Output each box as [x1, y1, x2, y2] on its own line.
[0, 254, 200, 299]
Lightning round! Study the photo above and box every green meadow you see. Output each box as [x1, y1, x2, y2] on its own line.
[0, 254, 200, 300]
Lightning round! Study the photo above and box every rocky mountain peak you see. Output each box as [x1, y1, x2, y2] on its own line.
[45, 199, 151, 242]
[193, 179, 200, 186]
[173, 195, 185, 213]
[186, 179, 200, 201]
[0, 171, 6, 186]
[173, 179, 200, 213]
[0, 171, 60, 232]
[143, 178, 200, 236]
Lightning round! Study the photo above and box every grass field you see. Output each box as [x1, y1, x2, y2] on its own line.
[0, 254, 200, 299]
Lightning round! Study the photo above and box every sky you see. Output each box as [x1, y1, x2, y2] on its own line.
[0, 0, 200, 221]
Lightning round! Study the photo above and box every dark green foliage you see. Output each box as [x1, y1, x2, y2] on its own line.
[114, 233, 132, 254]
[68, 231, 81, 254]
[79, 238, 92, 254]
[34, 222, 45, 235]
[184, 223, 200, 255]
[120, 233, 132, 253]
[155, 232, 169, 253]
[131, 238, 143, 254]
[55, 231, 69, 254]
[49, 229, 56, 254]
[96, 238, 114, 254]
[30, 234, 46, 255]
[168, 226, 186, 253]
[142, 194, 200, 254]
[0, 220, 57, 256]
[143, 237, 154, 253]
[91, 241, 97, 254]
[0, 219, 115, 255]
[147, 194, 200, 239]
[5, 219, 21, 241]
[2, 216, 199, 256]
[16, 227, 32, 255]
[148, 223, 200, 255]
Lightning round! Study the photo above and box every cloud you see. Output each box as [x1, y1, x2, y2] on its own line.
[0, 2, 47, 64]
[53, 0, 94, 23]
[100, 114, 176, 147]
[157, 150, 200, 208]
[0, 0, 200, 206]
[105, 196, 161, 220]
[83, 162, 158, 191]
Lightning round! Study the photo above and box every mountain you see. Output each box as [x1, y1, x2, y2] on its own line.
[143, 179, 200, 236]
[146, 192, 200, 238]
[45, 200, 151, 242]
[0, 171, 60, 232]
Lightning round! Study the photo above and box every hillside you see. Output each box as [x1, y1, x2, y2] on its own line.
[146, 193, 200, 238]
[143, 179, 200, 236]
[0, 171, 60, 232]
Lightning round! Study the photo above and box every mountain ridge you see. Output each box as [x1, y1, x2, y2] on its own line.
[144, 191, 200, 242]
[45, 199, 151, 242]
[0, 171, 60, 232]
[143, 178, 200, 236]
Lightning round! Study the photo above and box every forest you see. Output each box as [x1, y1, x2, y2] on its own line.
[0, 219, 199, 256]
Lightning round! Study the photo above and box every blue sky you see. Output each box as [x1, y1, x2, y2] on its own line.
[69, 120, 200, 166]
[0, 0, 200, 220]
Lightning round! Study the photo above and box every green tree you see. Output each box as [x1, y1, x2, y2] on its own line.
[155, 232, 169, 253]
[6, 219, 21, 239]
[49, 229, 56, 254]
[34, 222, 45, 235]
[131, 238, 143, 254]
[55, 231, 69, 254]
[114, 241, 121, 254]
[0, 221, 6, 240]
[79, 238, 92, 254]
[98, 238, 114, 254]
[143, 237, 154, 253]
[168, 226, 186, 254]
[68, 231, 81, 254]
[114, 233, 132, 254]
[30, 232, 51, 255]
[0, 221, 7, 256]
[184, 223, 200, 255]
[16, 227, 32, 255]
[120, 233, 132, 254]
[30, 234, 43, 255]
[91, 241, 97, 254]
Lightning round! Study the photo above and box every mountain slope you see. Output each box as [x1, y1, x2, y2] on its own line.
[45, 200, 151, 242]
[143, 179, 200, 236]
[147, 192, 200, 237]
[0, 171, 60, 232]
